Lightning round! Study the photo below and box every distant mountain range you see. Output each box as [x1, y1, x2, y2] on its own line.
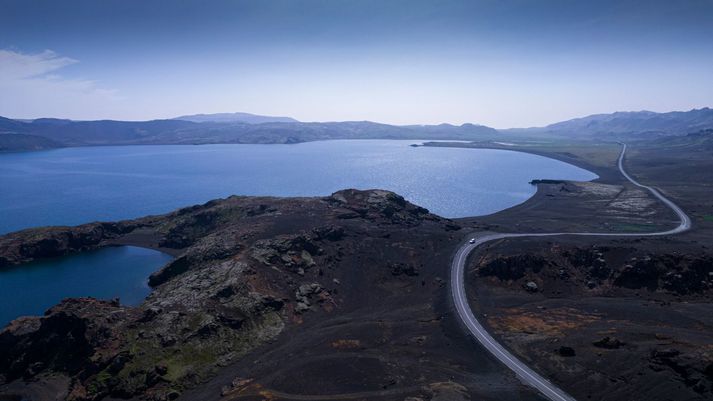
[1, 108, 712, 151]
[504, 107, 713, 139]
[0, 113, 498, 151]
[173, 112, 299, 124]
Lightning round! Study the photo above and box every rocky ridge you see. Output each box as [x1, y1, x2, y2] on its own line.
[476, 244, 713, 297]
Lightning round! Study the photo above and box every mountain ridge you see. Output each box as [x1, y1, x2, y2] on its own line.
[0, 115, 500, 150]
[173, 112, 299, 124]
[520, 107, 713, 138]
[1, 108, 712, 151]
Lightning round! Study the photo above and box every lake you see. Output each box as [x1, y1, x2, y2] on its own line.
[0, 246, 173, 326]
[0, 140, 597, 234]
[0, 140, 597, 326]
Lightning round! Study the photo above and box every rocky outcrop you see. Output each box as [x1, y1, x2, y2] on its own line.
[0, 189, 458, 400]
[477, 244, 713, 297]
[565, 247, 613, 279]
[0, 222, 136, 267]
[0, 298, 131, 385]
[149, 229, 245, 286]
[390, 262, 420, 276]
[649, 348, 713, 394]
[0, 251, 283, 400]
[294, 283, 331, 314]
[250, 234, 321, 276]
[311, 225, 345, 241]
[327, 189, 435, 226]
[156, 199, 276, 249]
[478, 254, 547, 281]
[557, 346, 576, 357]
[613, 254, 713, 294]
[592, 336, 625, 349]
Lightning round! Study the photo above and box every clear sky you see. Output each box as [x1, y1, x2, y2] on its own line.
[1, 0, 712, 128]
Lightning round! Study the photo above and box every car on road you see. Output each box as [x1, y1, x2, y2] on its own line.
[469, 238, 476, 244]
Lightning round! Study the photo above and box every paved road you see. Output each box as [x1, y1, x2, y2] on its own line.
[450, 143, 691, 401]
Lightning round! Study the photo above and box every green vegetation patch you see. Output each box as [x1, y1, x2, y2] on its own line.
[83, 310, 285, 398]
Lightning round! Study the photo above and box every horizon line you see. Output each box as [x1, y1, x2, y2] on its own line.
[2, 106, 711, 130]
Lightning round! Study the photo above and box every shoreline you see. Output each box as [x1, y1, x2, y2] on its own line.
[418, 140, 621, 183]
[0, 139, 602, 236]
[103, 227, 185, 257]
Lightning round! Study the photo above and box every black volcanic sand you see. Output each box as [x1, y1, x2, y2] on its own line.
[466, 236, 713, 401]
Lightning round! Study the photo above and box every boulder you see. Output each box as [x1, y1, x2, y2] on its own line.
[593, 336, 625, 349]
[558, 346, 576, 357]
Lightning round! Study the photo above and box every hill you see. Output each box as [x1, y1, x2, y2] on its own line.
[173, 112, 299, 124]
[0, 190, 508, 401]
[2, 108, 712, 151]
[530, 108, 713, 139]
[0, 116, 28, 133]
[0, 117, 500, 150]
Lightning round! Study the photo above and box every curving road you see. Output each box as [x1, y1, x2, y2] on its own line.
[450, 143, 691, 401]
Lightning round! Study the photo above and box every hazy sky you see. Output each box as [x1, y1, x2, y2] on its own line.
[1, 0, 712, 127]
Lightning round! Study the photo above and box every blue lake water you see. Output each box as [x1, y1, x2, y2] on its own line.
[0, 246, 173, 326]
[0, 140, 597, 326]
[0, 140, 597, 234]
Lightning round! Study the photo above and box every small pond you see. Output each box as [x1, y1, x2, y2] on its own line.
[0, 246, 173, 327]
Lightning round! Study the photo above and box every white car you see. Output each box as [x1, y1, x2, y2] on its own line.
[469, 238, 476, 244]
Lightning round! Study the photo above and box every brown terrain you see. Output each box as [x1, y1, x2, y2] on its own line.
[1, 132, 712, 401]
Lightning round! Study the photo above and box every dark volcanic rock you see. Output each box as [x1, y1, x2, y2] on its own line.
[312, 225, 345, 241]
[614, 260, 661, 291]
[390, 262, 420, 276]
[649, 348, 713, 393]
[0, 298, 130, 384]
[592, 336, 625, 349]
[478, 254, 547, 281]
[327, 189, 433, 226]
[478, 244, 713, 297]
[558, 346, 576, 357]
[0, 189, 459, 400]
[613, 254, 713, 294]
[0, 222, 136, 267]
[471, 238, 713, 401]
